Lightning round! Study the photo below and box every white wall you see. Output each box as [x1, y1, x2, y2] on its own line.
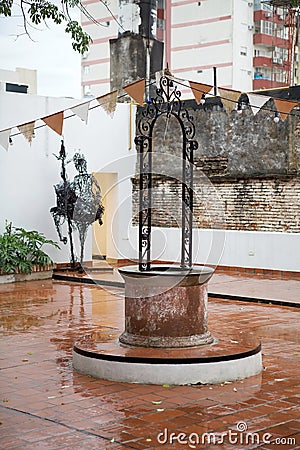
[129, 226, 300, 272]
[0, 92, 136, 264]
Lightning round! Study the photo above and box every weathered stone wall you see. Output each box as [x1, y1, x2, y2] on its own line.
[133, 101, 300, 233]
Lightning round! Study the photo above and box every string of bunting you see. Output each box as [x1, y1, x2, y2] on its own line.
[0, 71, 299, 151]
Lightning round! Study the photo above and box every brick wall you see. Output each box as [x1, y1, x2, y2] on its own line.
[132, 176, 300, 233]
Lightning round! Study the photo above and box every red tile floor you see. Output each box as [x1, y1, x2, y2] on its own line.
[0, 277, 299, 449]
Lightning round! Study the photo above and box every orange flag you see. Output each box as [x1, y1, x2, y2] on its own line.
[218, 88, 242, 115]
[273, 98, 299, 121]
[42, 112, 64, 135]
[189, 81, 213, 104]
[123, 79, 145, 106]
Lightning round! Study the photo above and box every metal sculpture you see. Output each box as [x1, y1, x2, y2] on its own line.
[72, 152, 104, 264]
[135, 75, 198, 271]
[50, 141, 76, 266]
[50, 142, 104, 266]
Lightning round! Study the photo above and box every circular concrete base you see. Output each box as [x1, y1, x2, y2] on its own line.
[73, 329, 262, 385]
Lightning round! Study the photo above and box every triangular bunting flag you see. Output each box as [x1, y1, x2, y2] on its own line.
[97, 90, 118, 118]
[219, 88, 242, 115]
[247, 93, 270, 115]
[18, 121, 35, 143]
[189, 81, 213, 105]
[123, 79, 145, 106]
[71, 102, 90, 123]
[42, 111, 64, 135]
[273, 98, 299, 121]
[155, 70, 164, 87]
[0, 128, 11, 151]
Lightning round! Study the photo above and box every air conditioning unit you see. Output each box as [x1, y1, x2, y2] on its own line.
[273, 57, 278, 63]
[278, 58, 283, 64]
[248, 25, 254, 30]
[248, 2, 253, 6]
[82, 49, 90, 60]
[265, 13, 271, 18]
[279, 15, 284, 20]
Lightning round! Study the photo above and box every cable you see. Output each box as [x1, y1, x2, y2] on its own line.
[3, 75, 300, 142]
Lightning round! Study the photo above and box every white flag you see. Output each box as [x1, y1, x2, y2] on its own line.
[0, 128, 11, 151]
[71, 102, 90, 123]
[247, 93, 270, 115]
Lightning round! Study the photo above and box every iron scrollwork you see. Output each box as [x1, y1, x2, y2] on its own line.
[136, 75, 199, 271]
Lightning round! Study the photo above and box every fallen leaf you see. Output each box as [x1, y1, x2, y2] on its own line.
[156, 408, 165, 412]
[274, 378, 284, 382]
[146, 438, 152, 442]
[230, 340, 239, 344]
[233, 388, 237, 392]
[2, 399, 9, 402]
[22, 359, 29, 362]
[162, 384, 169, 388]
[47, 396, 56, 399]
[152, 401, 162, 405]
[27, 352, 33, 355]
[110, 438, 115, 443]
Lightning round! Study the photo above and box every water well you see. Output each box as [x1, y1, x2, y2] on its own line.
[73, 76, 262, 384]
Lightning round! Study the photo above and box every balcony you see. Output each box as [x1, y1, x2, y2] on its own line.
[253, 56, 286, 68]
[253, 78, 288, 90]
[253, 56, 272, 67]
[254, 10, 286, 25]
[254, 34, 290, 49]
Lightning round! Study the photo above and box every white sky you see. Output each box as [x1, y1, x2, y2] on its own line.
[0, 4, 81, 98]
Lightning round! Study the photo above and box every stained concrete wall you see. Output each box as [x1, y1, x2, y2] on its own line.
[140, 100, 300, 179]
[110, 33, 163, 97]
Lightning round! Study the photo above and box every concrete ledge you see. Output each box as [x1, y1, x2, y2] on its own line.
[0, 270, 53, 284]
[73, 346, 262, 385]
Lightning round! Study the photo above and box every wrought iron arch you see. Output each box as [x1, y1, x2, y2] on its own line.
[135, 76, 198, 271]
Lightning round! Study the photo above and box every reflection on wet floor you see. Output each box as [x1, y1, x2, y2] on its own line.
[0, 279, 299, 449]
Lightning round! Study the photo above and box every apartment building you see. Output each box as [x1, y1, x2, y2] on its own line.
[81, 0, 297, 97]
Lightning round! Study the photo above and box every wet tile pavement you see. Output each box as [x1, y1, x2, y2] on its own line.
[54, 264, 300, 306]
[0, 278, 299, 449]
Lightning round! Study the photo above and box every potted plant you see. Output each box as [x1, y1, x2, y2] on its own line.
[0, 222, 59, 283]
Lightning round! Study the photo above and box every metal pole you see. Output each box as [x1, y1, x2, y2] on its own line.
[213, 66, 217, 96]
[60, 141, 76, 268]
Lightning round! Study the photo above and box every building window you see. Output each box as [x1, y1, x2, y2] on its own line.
[240, 46, 247, 56]
[254, 49, 260, 57]
[254, 0, 272, 12]
[261, 20, 274, 35]
[6, 83, 28, 94]
[83, 65, 90, 75]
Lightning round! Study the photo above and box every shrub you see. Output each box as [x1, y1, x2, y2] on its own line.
[0, 222, 60, 274]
